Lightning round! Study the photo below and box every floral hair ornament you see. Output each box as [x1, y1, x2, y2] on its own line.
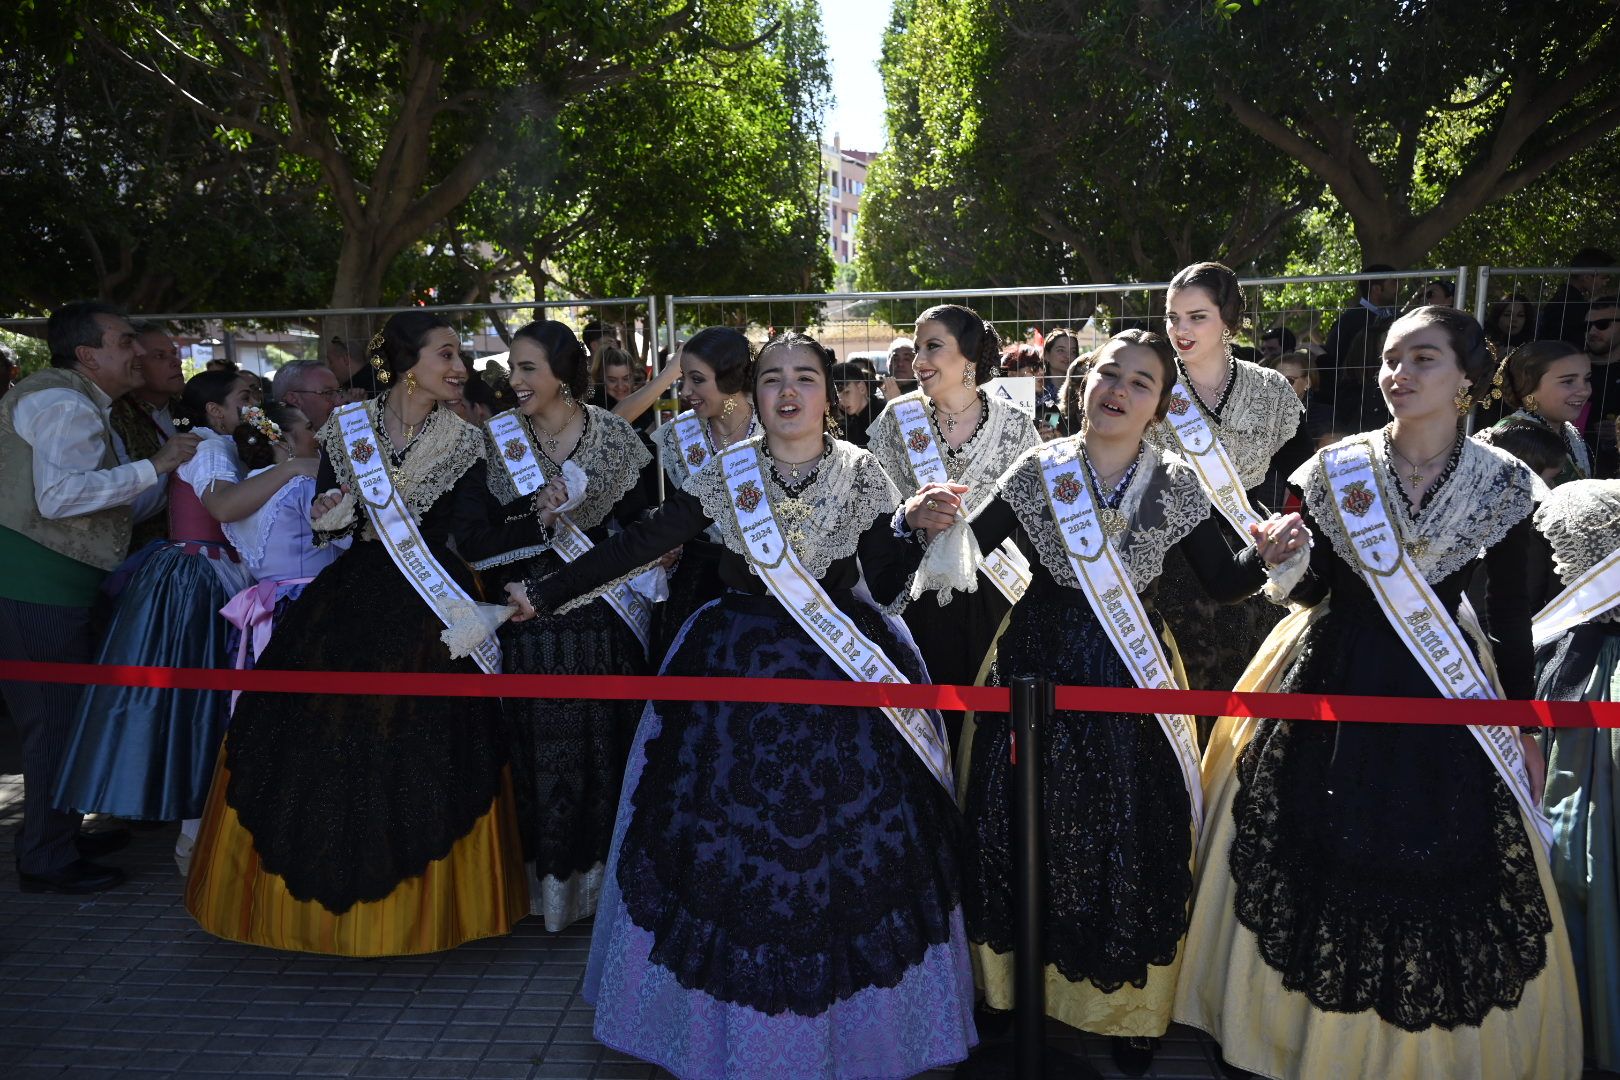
[240, 405, 283, 443]
[367, 329, 391, 384]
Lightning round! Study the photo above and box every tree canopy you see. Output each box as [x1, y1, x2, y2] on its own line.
[859, 0, 1620, 293]
[2, 0, 830, 317]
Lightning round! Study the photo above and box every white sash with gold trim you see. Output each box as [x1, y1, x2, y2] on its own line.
[1533, 547, 1620, 648]
[1037, 443, 1203, 831]
[1163, 383, 1265, 541]
[719, 444, 953, 791]
[1321, 440, 1553, 853]
[486, 410, 652, 653]
[892, 398, 1032, 602]
[671, 409, 711, 474]
[336, 402, 501, 674]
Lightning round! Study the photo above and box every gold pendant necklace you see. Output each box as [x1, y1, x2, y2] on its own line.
[535, 405, 577, 453]
[934, 393, 978, 435]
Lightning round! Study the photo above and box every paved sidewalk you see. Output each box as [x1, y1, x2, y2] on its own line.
[0, 720, 1229, 1080]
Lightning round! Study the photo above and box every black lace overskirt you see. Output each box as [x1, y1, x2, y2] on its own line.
[1229, 600, 1551, 1031]
[225, 541, 507, 914]
[617, 591, 962, 1017]
[493, 550, 645, 882]
[965, 587, 1193, 991]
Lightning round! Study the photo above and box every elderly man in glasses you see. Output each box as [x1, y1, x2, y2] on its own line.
[270, 360, 345, 429]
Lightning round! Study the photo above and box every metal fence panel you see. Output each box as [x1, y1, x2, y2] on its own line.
[667, 269, 1466, 440]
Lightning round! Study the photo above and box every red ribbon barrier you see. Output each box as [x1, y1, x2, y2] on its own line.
[3, 660, 1619, 727]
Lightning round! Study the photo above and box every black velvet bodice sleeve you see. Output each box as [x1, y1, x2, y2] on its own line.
[436, 459, 546, 562]
[529, 488, 924, 613]
[310, 452, 544, 560]
[967, 492, 1268, 605]
[1480, 514, 1539, 700]
[529, 488, 713, 613]
[1174, 515, 1271, 603]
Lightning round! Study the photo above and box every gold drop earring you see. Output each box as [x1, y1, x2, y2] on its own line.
[1454, 384, 1474, 415]
[962, 363, 975, 388]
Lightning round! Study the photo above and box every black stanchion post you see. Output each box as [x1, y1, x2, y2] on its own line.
[1012, 675, 1047, 1079]
[958, 676, 1101, 1080]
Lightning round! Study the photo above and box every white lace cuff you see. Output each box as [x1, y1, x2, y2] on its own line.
[310, 490, 356, 536]
[1262, 543, 1311, 606]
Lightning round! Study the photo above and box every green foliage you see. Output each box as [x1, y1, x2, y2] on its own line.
[0, 330, 51, 378]
[858, 0, 1317, 300]
[859, 0, 1619, 293]
[2, 0, 830, 318]
[0, 2, 341, 315]
[1146, 0, 1620, 265]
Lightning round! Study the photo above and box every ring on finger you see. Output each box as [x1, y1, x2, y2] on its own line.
[926, 498, 937, 511]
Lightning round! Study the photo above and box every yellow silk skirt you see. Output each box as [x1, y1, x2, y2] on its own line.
[1172, 605, 1583, 1080]
[185, 756, 529, 957]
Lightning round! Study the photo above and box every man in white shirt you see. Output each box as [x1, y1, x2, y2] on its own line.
[0, 301, 199, 894]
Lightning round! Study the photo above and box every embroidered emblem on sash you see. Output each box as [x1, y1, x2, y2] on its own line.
[351, 436, 377, 465]
[1341, 479, 1373, 517]
[734, 479, 763, 513]
[907, 428, 932, 453]
[1168, 396, 1190, 416]
[1052, 471, 1082, 505]
[502, 438, 527, 463]
[685, 443, 707, 467]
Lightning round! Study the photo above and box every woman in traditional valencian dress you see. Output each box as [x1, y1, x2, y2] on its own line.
[865, 304, 1038, 737]
[1532, 478, 1620, 1074]
[651, 326, 756, 658]
[477, 319, 655, 932]
[55, 371, 265, 829]
[1149, 262, 1302, 700]
[505, 332, 977, 1080]
[1476, 339, 1593, 487]
[186, 311, 540, 956]
[1174, 306, 1582, 1080]
[918, 330, 1305, 1076]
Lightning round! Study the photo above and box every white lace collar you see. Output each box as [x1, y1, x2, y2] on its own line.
[683, 435, 902, 579]
[318, 398, 485, 525]
[1294, 431, 1537, 584]
[996, 436, 1213, 592]
[1146, 359, 1301, 488]
[1534, 481, 1620, 619]
[486, 404, 651, 531]
[865, 388, 1039, 517]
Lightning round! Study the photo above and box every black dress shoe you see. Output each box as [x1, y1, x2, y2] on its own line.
[1110, 1036, 1155, 1077]
[17, 859, 126, 894]
[75, 828, 132, 859]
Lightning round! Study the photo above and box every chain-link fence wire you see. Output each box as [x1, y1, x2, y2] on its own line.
[1473, 265, 1620, 468]
[668, 270, 1465, 441]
